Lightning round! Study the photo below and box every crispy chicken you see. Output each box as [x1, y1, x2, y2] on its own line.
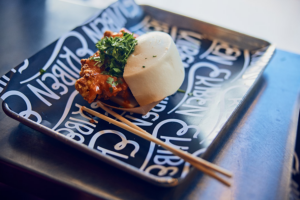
[75, 29, 136, 107]
[75, 52, 130, 105]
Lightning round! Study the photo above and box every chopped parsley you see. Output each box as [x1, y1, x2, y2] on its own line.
[142, 66, 145, 68]
[106, 77, 123, 87]
[177, 89, 186, 93]
[153, 55, 157, 57]
[177, 89, 193, 96]
[39, 69, 46, 74]
[106, 77, 115, 86]
[92, 32, 138, 78]
[89, 56, 101, 66]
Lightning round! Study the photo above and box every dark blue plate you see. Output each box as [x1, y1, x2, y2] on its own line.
[0, 0, 275, 186]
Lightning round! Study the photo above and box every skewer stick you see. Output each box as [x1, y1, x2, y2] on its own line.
[82, 105, 232, 186]
[97, 101, 149, 134]
[96, 101, 232, 177]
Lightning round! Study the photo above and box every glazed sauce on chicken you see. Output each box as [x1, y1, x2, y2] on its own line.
[75, 29, 135, 107]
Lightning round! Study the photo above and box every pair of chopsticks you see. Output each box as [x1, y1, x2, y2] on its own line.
[81, 101, 232, 186]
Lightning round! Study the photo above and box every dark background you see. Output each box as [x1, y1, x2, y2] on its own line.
[0, 0, 100, 199]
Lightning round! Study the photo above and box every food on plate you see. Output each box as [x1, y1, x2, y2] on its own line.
[75, 29, 137, 108]
[75, 29, 184, 109]
[124, 31, 184, 106]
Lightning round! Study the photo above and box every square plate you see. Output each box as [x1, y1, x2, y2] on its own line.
[1, 0, 275, 187]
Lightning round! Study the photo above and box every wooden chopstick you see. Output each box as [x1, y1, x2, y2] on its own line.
[96, 101, 232, 177]
[82, 105, 232, 186]
[97, 101, 147, 134]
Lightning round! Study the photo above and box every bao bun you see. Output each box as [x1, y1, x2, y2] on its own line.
[124, 31, 185, 106]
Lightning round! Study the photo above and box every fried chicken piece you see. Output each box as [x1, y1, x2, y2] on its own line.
[103, 30, 124, 38]
[103, 28, 138, 39]
[75, 29, 138, 107]
[75, 52, 130, 104]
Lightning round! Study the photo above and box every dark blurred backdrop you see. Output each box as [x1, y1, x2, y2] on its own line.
[0, 0, 97, 74]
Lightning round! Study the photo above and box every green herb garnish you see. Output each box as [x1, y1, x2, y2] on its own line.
[94, 32, 138, 78]
[89, 56, 102, 67]
[153, 55, 157, 57]
[177, 89, 193, 96]
[106, 77, 123, 87]
[177, 89, 186, 93]
[39, 69, 46, 74]
[106, 77, 116, 86]
[142, 66, 145, 68]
